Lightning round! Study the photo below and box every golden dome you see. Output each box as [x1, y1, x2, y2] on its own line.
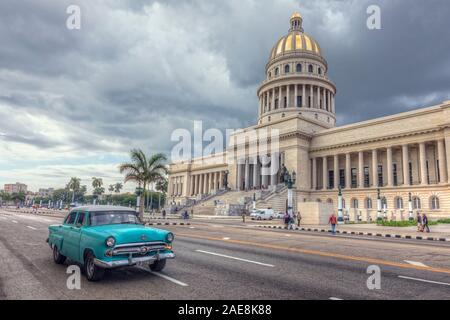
[269, 13, 322, 61]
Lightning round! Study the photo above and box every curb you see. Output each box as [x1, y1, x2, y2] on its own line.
[145, 222, 191, 226]
[256, 225, 450, 243]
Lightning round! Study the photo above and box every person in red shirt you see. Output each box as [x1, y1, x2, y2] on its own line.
[329, 213, 337, 235]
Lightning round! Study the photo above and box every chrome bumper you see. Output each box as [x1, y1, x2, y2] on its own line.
[93, 252, 175, 269]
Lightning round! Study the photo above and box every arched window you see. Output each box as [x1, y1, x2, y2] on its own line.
[365, 198, 372, 209]
[381, 197, 387, 209]
[394, 197, 403, 209]
[342, 199, 346, 209]
[327, 198, 333, 204]
[318, 68, 322, 75]
[430, 196, 440, 210]
[351, 198, 359, 209]
[412, 197, 421, 209]
[284, 64, 290, 74]
[268, 72, 271, 78]
[275, 67, 279, 76]
[308, 64, 313, 73]
[296, 63, 302, 73]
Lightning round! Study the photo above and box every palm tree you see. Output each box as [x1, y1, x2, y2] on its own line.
[67, 177, 81, 203]
[108, 184, 114, 204]
[114, 182, 123, 194]
[119, 149, 168, 219]
[91, 177, 104, 204]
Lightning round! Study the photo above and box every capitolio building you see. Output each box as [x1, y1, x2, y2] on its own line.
[168, 12, 450, 223]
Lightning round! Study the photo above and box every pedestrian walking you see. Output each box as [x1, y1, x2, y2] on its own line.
[162, 209, 166, 220]
[329, 213, 337, 235]
[422, 212, 430, 233]
[297, 211, 302, 227]
[417, 212, 423, 232]
[190, 208, 194, 219]
[289, 214, 295, 230]
[284, 212, 290, 229]
[242, 212, 246, 223]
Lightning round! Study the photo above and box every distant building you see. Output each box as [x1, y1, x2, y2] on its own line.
[38, 188, 54, 198]
[4, 182, 27, 194]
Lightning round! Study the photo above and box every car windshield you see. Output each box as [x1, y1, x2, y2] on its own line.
[89, 211, 141, 226]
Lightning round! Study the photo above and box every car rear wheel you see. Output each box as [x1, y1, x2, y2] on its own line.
[257, 216, 262, 221]
[84, 252, 105, 281]
[269, 216, 273, 220]
[53, 245, 66, 264]
[150, 258, 166, 272]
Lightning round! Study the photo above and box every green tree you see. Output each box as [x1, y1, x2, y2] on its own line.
[92, 177, 104, 204]
[114, 182, 123, 194]
[67, 177, 81, 203]
[11, 191, 25, 206]
[119, 149, 168, 219]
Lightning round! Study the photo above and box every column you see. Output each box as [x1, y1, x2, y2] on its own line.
[327, 91, 331, 112]
[190, 175, 195, 196]
[386, 147, 393, 187]
[302, 84, 306, 108]
[262, 162, 269, 188]
[270, 153, 278, 186]
[294, 84, 298, 107]
[322, 156, 328, 190]
[271, 88, 275, 110]
[219, 171, 224, 189]
[286, 85, 290, 108]
[446, 134, 450, 183]
[419, 142, 427, 185]
[310, 85, 314, 108]
[437, 139, 448, 183]
[345, 153, 351, 189]
[332, 94, 335, 112]
[371, 149, 378, 187]
[210, 172, 215, 191]
[322, 88, 326, 110]
[244, 158, 250, 190]
[237, 162, 243, 191]
[402, 144, 410, 186]
[253, 157, 259, 189]
[334, 155, 339, 189]
[312, 157, 317, 190]
[203, 174, 208, 194]
[317, 86, 320, 109]
[358, 151, 364, 188]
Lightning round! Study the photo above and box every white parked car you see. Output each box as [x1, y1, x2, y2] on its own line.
[250, 209, 275, 220]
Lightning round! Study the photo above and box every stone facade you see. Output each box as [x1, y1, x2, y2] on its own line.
[168, 12, 450, 218]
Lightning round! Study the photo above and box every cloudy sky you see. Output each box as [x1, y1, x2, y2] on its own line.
[1, 0, 450, 192]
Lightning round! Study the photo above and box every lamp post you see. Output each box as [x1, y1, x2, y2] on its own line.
[337, 185, 344, 224]
[377, 188, 382, 221]
[283, 170, 296, 218]
[252, 193, 256, 210]
[408, 192, 413, 221]
[135, 186, 144, 213]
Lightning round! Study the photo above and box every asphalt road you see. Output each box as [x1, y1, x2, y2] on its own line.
[1, 209, 450, 300]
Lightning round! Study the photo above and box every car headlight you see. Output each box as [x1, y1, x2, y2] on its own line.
[105, 236, 116, 247]
[166, 232, 174, 243]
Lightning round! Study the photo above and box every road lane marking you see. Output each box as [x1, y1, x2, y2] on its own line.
[195, 250, 275, 267]
[11, 220, 18, 223]
[398, 276, 450, 286]
[137, 267, 188, 286]
[222, 237, 230, 240]
[404, 260, 429, 268]
[329, 297, 343, 300]
[26, 226, 37, 230]
[177, 233, 450, 275]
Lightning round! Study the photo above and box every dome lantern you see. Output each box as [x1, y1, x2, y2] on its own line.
[290, 11, 304, 32]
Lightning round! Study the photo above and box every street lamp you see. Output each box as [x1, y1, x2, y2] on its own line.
[337, 185, 344, 223]
[135, 187, 144, 212]
[283, 170, 296, 217]
[376, 188, 382, 221]
[408, 192, 414, 221]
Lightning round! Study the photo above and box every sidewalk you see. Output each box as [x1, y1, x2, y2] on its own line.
[256, 221, 450, 242]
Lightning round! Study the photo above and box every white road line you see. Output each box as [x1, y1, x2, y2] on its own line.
[404, 260, 429, 268]
[11, 220, 18, 223]
[26, 226, 37, 230]
[196, 250, 275, 267]
[398, 276, 450, 286]
[136, 267, 188, 286]
[329, 297, 343, 300]
[222, 237, 230, 240]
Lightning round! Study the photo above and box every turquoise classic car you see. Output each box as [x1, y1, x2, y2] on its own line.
[47, 206, 175, 281]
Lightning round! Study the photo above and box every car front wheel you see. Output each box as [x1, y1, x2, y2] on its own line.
[53, 245, 66, 264]
[150, 258, 166, 272]
[84, 252, 105, 281]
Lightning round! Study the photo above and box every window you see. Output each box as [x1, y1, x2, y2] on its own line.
[318, 68, 322, 75]
[412, 197, 421, 209]
[284, 96, 287, 108]
[409, 162, 413, 185]
[426, 161, 430, 184]
[284, 64, 290, 73]
[381, 197, 387, 209]
[364, 166, 370, 187]
[377, 165, 383, 187]
[75, 212, 85, 226]
[365, 198, 373, 209]
[395, 197, 403, 209]
[275, 99, 279, 109]
[327, 198, 333, 204]
[342, 199, 346, 209]
[297, 96, 302, 107]
[430, 196, 440, 210]
[339, 169, 345, 188]
[316, 199, 322, 203]
[351, 198, 359, 209]
[328, 170, 334, 189]
[275, 67, 279, 76]
[308, 97, 311, 107]
[296, 63, 302, 72]
[65, 212, 77, 225]
[393, 163, 398, 186]
[89, 211, 140, 226]
[308, 64, 313, 73]
[268, 72, 271, 78]
[351, 168, 357, 188]
[437, 160, 441, 182]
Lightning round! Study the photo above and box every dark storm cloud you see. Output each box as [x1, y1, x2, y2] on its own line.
[0, 0, 449, 163]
